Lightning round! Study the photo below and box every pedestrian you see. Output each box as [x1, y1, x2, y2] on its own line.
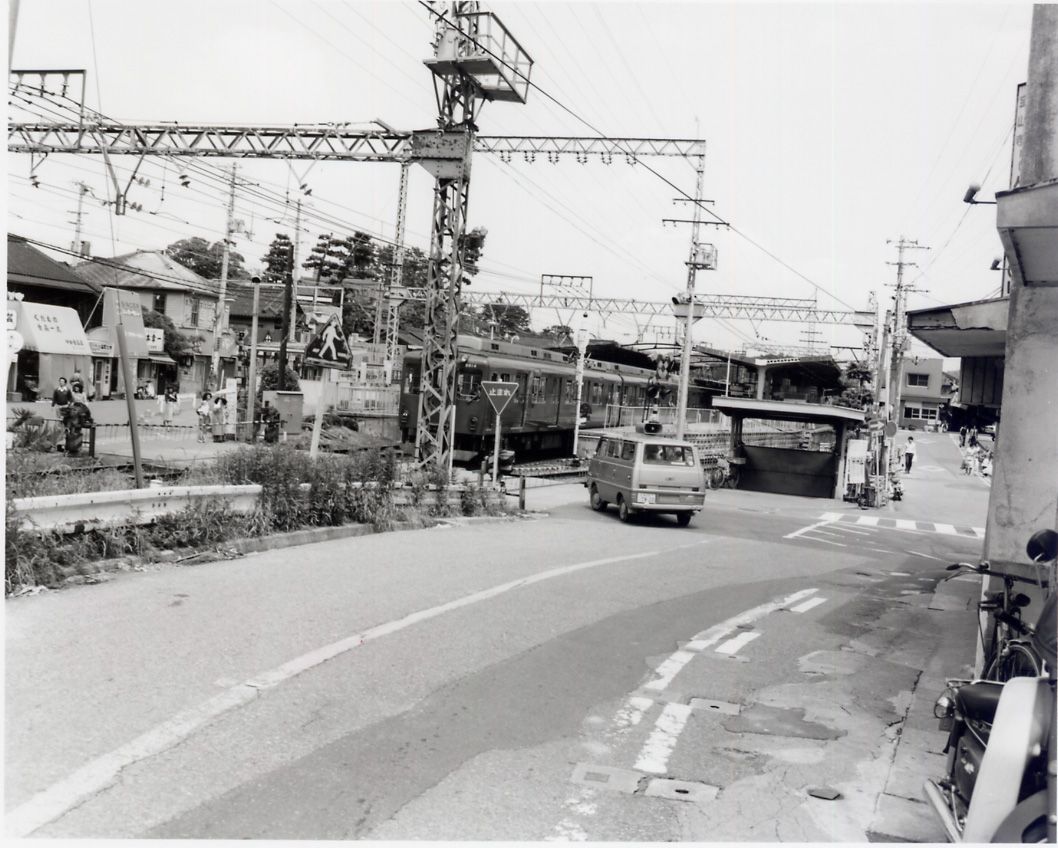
[51, 377, 73, 409]
[959, 425, 967, 447]
[211, 396, 227, 442]
[969, 426, 979, 448]
[71, 366, 84, 389]
[196, 391, 213, 443]
[904, 435, 916, 474]
[162, 385, 180, 426]
[70, 380, 89, 406]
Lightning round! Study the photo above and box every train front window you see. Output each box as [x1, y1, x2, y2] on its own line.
[403, 370, 420, 394]
[643, 444, 695, 466]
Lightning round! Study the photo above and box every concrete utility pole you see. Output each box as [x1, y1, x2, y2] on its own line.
[885, 236, 929, 429]
[68, 181, 89, 256]
[246, 275, 261, 441]
[211, 163, 237, 390]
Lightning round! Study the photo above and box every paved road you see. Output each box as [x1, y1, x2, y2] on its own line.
[5, 430, 987, 839]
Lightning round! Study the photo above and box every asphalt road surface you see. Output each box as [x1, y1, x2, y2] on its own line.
[5, 429, 987, 839]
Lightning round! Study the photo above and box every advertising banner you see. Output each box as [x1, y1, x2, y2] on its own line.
[144, 327, 165, 353]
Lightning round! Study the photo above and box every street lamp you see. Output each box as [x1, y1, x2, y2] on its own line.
[962, 184, 997, 205]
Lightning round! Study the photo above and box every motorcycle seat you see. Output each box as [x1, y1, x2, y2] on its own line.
[955, 681, 1004, 724]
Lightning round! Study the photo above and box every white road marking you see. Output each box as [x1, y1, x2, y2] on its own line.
[817, 515, 985, 538]
[812, 529, 844, 538]
[715, 631, 761, 655]
[643, 651, 697, 692]
[894, 519, 917, 530]
[889, 571, 912, 576]
[634, 703, 694, 774]
[832, 526, 873, 536]
[789, 596, 827, 614]
[784, 518, 835, 539]
[907, 550, 945, 561]
[856, 516, 881, 526]
[6, 545, 674, 839]
[867, 547, 894, 554]
[799, 534, 847, 547]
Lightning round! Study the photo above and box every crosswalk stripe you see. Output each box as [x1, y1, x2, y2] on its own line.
[815, 514, 985, 538]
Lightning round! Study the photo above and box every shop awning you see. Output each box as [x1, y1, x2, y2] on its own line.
[146, 353, 177, 365]
[14, 301, 91, 356]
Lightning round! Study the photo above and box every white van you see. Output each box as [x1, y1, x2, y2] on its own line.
[586, 431, 706, 526]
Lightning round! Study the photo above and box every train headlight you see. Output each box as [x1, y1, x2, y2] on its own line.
[400, 408, 409, 422]
[469, 416, 478, 432]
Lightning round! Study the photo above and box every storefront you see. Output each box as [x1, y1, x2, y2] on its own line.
[11, 300, 92, 402]
[92, 288, 150, 397]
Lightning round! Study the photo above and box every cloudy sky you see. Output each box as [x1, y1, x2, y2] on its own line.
[7, 0, 1034, 355]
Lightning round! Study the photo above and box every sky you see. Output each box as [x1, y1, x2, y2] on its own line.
[6, 0, 1036, 359]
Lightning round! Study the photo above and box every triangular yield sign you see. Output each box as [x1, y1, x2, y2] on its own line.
[480, 381, 519, 415]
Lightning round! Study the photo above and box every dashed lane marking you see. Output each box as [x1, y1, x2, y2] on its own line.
[634, 703, 694, 774]
[907, 551, 945, 561]
[789, 596, 827, 614]
[799, 535, 846, 547]
[715, 631, 761, 655]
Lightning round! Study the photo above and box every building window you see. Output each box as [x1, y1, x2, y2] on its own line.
[189, 297, 200, 328]
[907, 373, 930, 387]
[152, 292, 167, 315]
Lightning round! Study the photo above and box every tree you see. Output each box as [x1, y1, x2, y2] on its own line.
[483, 303, 531, 338]
[165, 237, 249, 280]
[261, 233, 294, 284]
[542, 325, 574, 345]
[839, 362, 874, 409]
[141, 307, 201, 360]
[457, 226, 487, 287]
[258, 361, 301, 393]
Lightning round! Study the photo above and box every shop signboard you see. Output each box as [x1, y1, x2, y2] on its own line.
[144, 327, 165, 353]
[15, 301, 91, 356]
[89, 339, 115, 357]
[102, 288, 149, 358]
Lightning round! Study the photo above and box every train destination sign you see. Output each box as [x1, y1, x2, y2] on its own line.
[480, 381, 519, 415]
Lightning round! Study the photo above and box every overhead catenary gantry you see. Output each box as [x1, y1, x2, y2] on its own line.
[7, 5, 871, 467]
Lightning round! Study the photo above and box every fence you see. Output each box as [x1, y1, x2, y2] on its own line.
[331, 385, 399, 415]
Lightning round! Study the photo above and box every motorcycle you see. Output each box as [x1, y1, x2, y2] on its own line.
[923, 528, 1058, 843]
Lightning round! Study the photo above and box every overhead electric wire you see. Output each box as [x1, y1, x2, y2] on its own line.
[416, 1, 865, 315]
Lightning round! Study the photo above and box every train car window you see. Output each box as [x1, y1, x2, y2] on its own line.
[595, 438, 609, 456]
[500, 372, 511, 382]
[530, 373, 543, 402]
[457, 371, 480, 397]
[564, 379, 574, 401]
[620, 441, 636, 461]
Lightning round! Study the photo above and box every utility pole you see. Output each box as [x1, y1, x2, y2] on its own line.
[278, 240, 294, 393]
[68, 181, 89, 256]
[885, 236, 930, 429]
[211, 163, 237, 390]
[662, 146, 722, 439]
[289, 197, 302, 346]
[246, 275, 262, 441]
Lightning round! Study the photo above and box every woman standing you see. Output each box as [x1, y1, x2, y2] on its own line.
[196, 391, 213, 443]
[162, 385, 180, 426]
[211, 396, 227, 442]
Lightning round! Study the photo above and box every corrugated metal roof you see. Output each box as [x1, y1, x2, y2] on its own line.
[7, 234, 102, 294]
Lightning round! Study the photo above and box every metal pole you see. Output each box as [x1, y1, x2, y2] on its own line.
[115, 323, 143, 488]
[290, 199, 302, 338]
[212, 163, 236, 391]
[246, 277, 260, 440]
[725, 352, 732, 396]
[675, 152, 705, 440]
[309, 369, 329, 458]
[492, 410, 501, 484]
[447, 403, 456, 478]
[8, 0, 19, 70]
[572, 328, 587, 459]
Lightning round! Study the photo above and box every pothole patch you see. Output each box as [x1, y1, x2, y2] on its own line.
[570, 763, 642, 795]
[688, 697, 741, 716]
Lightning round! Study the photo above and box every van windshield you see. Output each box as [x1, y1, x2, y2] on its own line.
[643, 444, 695, 466]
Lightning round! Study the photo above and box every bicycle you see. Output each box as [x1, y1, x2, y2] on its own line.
[944, 559, 1051, 681]
[707, 456, 740, 490]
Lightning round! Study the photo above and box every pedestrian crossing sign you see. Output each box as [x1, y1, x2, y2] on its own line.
[303, 315, 352, 369]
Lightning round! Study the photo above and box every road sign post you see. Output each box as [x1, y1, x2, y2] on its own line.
[303, 315, 353, 459]
[481, 381, 518, 483]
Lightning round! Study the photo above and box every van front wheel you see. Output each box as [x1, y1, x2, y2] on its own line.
[590, 485, 607, 512]
[618, 497, 632, 522]
[675, 512, 692, 527]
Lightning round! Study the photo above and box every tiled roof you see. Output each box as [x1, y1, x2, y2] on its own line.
[7, 234, 102, 294]
[75, 250, 216, 295]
